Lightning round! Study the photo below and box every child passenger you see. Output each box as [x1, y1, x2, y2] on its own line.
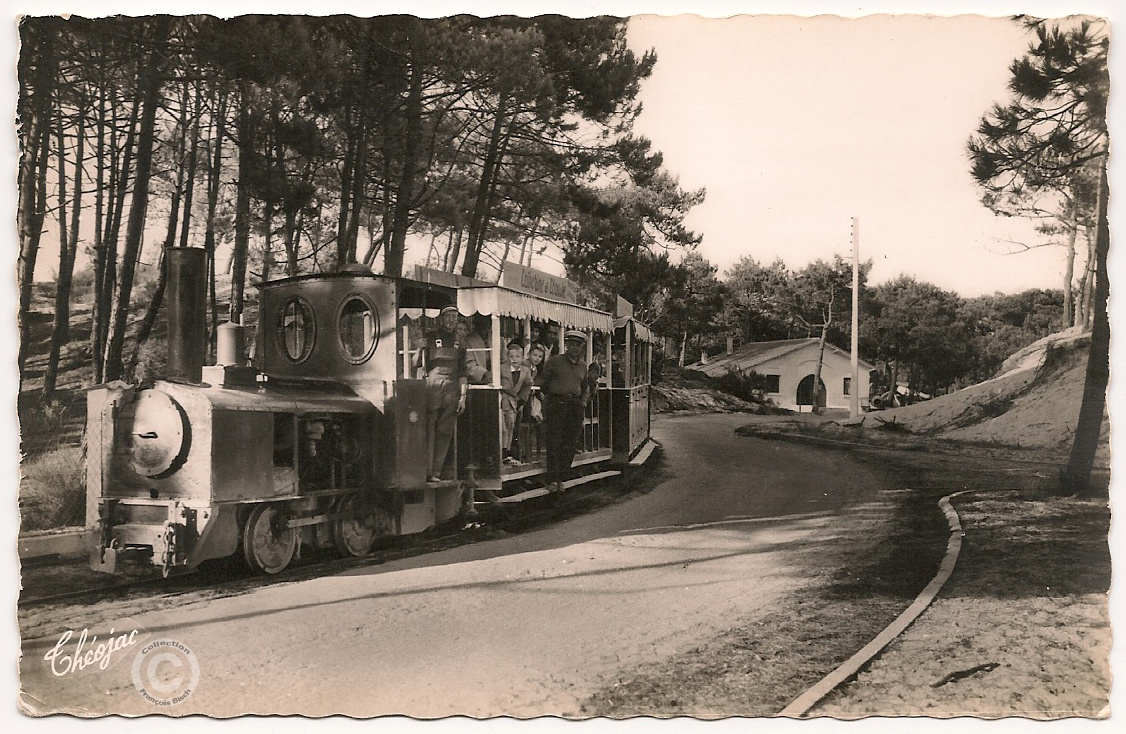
[500, 340, 533, 465]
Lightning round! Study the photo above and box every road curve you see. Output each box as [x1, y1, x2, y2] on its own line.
[20, 413, 888, 717]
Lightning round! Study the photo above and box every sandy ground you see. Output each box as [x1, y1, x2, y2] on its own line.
[814, 492, 1111, 719]
[21, 413, 890, 718]
[858, 330, 1096, 451]
[20, 516, 835, 717]
[814, 595, 1110, 718]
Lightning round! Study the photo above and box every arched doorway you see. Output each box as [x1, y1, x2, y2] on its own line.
[796, 374, 826, 410]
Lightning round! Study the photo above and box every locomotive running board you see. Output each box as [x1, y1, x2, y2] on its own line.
[488, 470, 621, 504]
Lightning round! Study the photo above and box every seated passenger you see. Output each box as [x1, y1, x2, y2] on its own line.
[581, 361, 602, 407]
[525, 342, 547, 379]
[611, 347, 626, 387]
[456, 318, 491, 384]
[523, 342, 547, 425]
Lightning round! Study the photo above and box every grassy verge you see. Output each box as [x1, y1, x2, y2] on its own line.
[20, 445, 86, 532]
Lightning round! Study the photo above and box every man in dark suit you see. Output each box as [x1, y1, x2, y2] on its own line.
[535, 330, 588, 492]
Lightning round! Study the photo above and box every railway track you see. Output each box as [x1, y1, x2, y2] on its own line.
[19, 461, 660, 610]
[19, 524, 479, 609]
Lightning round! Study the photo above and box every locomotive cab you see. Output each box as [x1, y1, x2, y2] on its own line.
[251, 272, 469, 538]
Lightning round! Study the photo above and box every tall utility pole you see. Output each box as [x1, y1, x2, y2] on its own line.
[850, 217, 860, 419]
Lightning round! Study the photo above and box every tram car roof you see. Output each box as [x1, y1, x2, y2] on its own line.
[454, 284, 613, 333]
[258, 265, 652, 338]
[614, 315, 653, 342]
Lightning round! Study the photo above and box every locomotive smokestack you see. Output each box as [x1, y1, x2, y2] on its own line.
[165, 247, 208, 383]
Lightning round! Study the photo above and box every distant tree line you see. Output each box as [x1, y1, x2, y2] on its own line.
[649, 250, 1066, 397]
[16, 15, 704, 398]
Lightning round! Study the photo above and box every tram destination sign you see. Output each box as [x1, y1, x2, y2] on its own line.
[500, 262, 582, 305]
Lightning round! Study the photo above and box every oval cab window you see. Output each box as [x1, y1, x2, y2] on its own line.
[277, 297, 315, 363]
[338, 295, 379, 364]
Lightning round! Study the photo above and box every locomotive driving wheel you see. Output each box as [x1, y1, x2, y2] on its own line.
[242, 503, 297, 575]
[333, 494, 392, 557]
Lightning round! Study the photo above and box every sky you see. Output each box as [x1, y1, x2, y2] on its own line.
[6, 4, 1105, 300]
[625, 14, 1070, 297]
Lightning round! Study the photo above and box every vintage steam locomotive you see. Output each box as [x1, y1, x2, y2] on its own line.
[87, 248, 655, 576]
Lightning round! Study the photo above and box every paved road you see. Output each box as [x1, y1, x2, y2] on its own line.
[20, 413, 887, 717]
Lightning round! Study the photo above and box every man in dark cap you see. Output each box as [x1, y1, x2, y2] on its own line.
[535, 330, 588, 492]
[415, 305, 468, 482]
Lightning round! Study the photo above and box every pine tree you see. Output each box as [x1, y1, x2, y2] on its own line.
[968, 18, 1109, 495]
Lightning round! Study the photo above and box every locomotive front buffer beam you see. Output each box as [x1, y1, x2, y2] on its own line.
[91, 497, 239, 578]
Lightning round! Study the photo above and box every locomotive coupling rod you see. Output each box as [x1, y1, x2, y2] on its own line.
[285, 510, 370, 529]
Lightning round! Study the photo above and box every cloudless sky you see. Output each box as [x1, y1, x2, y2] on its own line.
[626, 13, 1069, 297]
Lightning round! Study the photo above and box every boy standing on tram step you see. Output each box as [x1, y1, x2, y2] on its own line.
[500, 340, 533, 465]
[536, 330, 588, 492]
[414, 305, 468, 483]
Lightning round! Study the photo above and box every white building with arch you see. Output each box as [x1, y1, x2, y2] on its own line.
[690, 338, 875, 412]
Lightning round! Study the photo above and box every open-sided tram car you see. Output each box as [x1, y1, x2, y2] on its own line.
[446, 282, 655, 500]
[87, 248, 655, 577]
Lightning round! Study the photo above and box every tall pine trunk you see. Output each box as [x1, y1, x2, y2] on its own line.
[1075, 229, 1096, 329]
[284, 208, 299, 275]
[811, 293, 834, 414]
[178, 79, 202, 250]
[204, 87, 228, 353]
[385, 19, 424, 278]
[44, 101, 86, 400]
[1062, 195, 1078, 327]
[812, 326, 829, 414]
[231, 81, 254, 324]
[95, 94, 140, 382]
[461, 95, 508, 278]
[16, 23, 55, 384]
[90, 81, 107, 380]
[445, 224, 464, 273]
[103, 30, 165, 382]
[336, 118, 356, 263]
[1060, 161, 1110, 496]
[261, 97, 281, 283]
[127, 82, 193, 377]
[340, 37, 374, 267]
